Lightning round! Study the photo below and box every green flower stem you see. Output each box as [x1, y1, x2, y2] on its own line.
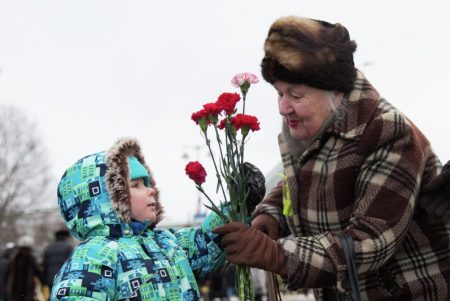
[240, 134, 247, 166]
[239, 136, 248, 223]
[196, 185, 228, 223]
[229, 137, 248, 222]
[214, 125, 231, 182]
[242, 91, 247, 114]
[236, 265, 254, 301]
[204, 132, 228, 205]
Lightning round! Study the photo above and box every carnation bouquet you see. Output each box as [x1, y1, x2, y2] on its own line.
[185, 73, 260, 301]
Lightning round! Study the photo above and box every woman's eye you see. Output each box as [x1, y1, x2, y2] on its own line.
[290, 94, 303, 102]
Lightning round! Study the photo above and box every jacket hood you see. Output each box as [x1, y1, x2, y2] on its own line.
[57, 138, 164, 240]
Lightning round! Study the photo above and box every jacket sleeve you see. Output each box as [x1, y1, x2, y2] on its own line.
[173, 210, 226, 279]
[279, 112, 435, 291]
[50, 237, 117, 300]
[252, 180, 290, 236]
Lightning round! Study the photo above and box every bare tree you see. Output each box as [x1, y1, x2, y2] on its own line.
[0, 105, 52, 244]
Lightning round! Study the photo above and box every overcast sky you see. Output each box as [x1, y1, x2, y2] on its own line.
[1, 0, 449, 225]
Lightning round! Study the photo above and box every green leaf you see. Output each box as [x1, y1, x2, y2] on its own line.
[203, 204, 228, 222]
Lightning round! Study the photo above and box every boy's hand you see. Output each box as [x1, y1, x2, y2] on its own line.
[213, 222, 286, 275]
[419, 161, 450, 219]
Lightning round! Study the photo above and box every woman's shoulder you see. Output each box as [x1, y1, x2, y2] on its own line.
[363, 98, 414, 144]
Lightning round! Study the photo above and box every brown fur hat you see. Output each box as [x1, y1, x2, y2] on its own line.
[261, 16, 357, 93]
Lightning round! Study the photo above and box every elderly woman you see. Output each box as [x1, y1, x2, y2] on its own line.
[214, 16, 450, 300]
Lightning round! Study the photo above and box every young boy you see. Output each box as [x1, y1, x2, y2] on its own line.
[51, 138, 226, 300]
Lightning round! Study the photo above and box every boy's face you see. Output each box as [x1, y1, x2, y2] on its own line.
[129, 178, 157, 223]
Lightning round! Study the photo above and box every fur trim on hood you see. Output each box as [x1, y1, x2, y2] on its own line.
[57, 137, 164, 240]
[106, 137, 164, 223]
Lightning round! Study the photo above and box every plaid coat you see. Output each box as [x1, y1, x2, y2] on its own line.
[254, 71, 450, 300]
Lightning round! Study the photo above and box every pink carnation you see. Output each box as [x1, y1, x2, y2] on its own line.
[231, 73, 259, 88]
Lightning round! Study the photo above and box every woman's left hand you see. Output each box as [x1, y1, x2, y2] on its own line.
[212, 222, 287, 275]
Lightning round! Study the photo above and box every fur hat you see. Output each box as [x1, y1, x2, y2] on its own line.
[261, 16, 357, 93]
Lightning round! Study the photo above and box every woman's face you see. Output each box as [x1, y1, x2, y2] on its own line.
[129, 178, 157, 223]
[275, 81, 341, 140]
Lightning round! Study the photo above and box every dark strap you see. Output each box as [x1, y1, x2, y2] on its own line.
[266, 271, 282, 301]
[338, 233, 361, 301]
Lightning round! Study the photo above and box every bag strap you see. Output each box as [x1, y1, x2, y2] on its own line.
[338, 233, 361, 301]
[266, 271, 282, 301]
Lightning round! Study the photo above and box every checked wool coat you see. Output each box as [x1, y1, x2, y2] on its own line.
[254, 71, 450, 300]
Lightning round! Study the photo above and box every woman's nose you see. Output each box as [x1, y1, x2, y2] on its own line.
[278, 96, 293, 115]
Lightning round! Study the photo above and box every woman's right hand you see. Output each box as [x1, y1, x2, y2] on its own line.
[251, 213, 280, 240]
[419, 160, 450, 219]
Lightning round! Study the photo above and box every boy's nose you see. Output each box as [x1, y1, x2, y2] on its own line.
[146, 187, 156, 197]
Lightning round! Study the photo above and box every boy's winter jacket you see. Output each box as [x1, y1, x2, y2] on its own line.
[51, 138, 225, 300]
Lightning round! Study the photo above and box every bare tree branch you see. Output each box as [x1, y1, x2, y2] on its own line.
[0, 105, 52, 243]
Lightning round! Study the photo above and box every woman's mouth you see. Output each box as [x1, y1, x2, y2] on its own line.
[287, 119, 300, 127]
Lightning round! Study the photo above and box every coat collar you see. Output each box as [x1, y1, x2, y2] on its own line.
[325, 70, 381, 141]
[278, 70, 381, 229]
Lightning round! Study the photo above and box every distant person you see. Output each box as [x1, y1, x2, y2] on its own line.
[0, 243, 16, 301]
[207, 268, 227, 301]
[51, 138, 264, 300]
[224, 264, 237, 301]
[5, 235, 47, 301]
[42, 229, 73, 289]
[250, 268, 267, 301]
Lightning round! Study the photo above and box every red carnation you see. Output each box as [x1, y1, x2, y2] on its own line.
[216, 92, 240, 115]
[202, 103, 221, 123]
[230, 114, 260, 132]
[217, 119, 227, 130]
[191, 109, 208, 124]
[191, 109, 210, 132]
[185, 161, 207, 185]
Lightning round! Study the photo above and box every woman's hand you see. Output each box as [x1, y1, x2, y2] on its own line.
[213, 222, 287, 275]
[251, 213, 280, 240]
[419, 161, 450, 219]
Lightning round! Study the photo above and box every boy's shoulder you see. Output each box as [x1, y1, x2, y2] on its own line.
[154, 227, 178, 239]
[72, 236, 119, 264]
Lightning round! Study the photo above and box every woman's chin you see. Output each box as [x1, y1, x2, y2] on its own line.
[289, 128, 309, 140]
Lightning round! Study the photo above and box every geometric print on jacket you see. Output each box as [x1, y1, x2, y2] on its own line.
[52, 138, 226, 300]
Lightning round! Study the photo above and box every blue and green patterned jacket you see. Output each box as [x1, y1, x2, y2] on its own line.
[51, 138, 226, 300]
